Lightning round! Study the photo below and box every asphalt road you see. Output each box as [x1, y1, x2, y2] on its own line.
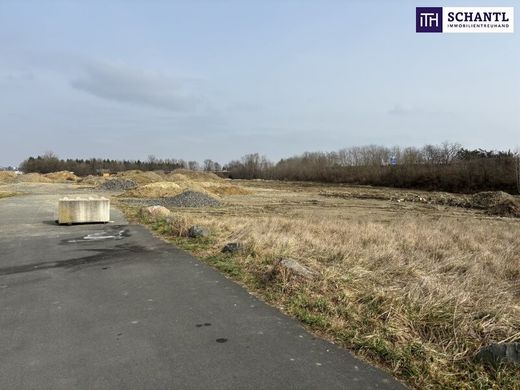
[0, 185, 405, 389]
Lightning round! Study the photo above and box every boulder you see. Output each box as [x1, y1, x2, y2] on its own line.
[188, 225, 210, 238]
[278, 258, 316, 280]
[222, 242, 242, 254]
[141, 205, 171, 220]
[475, 342, 520, 366]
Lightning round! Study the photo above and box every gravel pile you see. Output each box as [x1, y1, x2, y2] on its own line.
[99, 178, 138, 191]
[122, 190, 222, 208]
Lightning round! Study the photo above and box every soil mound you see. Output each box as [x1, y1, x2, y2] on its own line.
[471, 191, 515, 209]
[165, 169, 222, 183]
[115, 170, 164, 185]
[487, 198, 520, 217]
[79, 175, 106, 186]
[16, 173, 52, 183]
[44, 171, 79, 182]
[196, 181, 252, 196]
[125, 182, 183, 198]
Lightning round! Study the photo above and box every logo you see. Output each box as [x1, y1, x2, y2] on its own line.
[416, 7, 514, 33]
[416, 7, 443, 33]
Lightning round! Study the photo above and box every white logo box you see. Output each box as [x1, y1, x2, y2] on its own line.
[443, 7, 514, 33]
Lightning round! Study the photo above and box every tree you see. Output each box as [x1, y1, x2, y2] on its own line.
[188, 161, 200, 171]
[203, 159, 215, 171]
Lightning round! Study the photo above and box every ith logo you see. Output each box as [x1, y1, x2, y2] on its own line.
[416, 7, 443, 33]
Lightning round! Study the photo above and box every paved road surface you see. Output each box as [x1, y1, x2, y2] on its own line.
[0, 185, 404, 389]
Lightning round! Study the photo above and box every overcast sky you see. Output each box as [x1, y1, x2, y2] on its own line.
[0, 0, 518, 166]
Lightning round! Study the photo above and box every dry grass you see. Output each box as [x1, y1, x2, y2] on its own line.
[122, 180, 520, 389]
[0, 171, 17, 183]
[0, 191, 19, 199]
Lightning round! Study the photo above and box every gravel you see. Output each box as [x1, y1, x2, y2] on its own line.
[99, 178, 138, 191]
[121, 190, 222, 208]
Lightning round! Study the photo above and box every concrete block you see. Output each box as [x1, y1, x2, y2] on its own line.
[58, 197, 110, 224]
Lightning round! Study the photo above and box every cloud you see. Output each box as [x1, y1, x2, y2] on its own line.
[71, 62, 207, 112]
[388, 103, 454, 117]
[0, 70, 34, 84]
[388, 104, 422, 116]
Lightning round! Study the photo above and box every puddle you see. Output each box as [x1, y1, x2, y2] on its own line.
[216, 338, 228, 343]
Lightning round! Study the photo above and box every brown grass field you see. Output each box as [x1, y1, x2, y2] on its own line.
[120, 179, 520, 389]
[0, 190, 20, 199]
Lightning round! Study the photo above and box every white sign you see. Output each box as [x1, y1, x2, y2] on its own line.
[443, 7, 514, 33]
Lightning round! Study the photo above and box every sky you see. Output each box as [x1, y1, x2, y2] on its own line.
[0, 0, 518, 167]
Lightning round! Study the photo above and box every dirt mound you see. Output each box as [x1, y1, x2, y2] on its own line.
[164, 169, 250, 196]
[320, 189, 469, 208]
[115, 170, 164, 185]
[0, 171, 17, 183]
[196, 182, 252, 196]
[44, 171, 79, 182]
[79, 175, 107, 186]
[124, 182, 183, 198]
[165, 169, 222, 183]
[99, 178, 138, 191]
[470, 191, 515, 209]
[121, 170, 251, 197]
[16, 173, 52, 183]
[488, 199, 520, 217]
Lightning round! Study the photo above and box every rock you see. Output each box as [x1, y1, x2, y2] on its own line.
[278, 258, 316, 280]
[475, 342, 520, 366]
[141, 205, 171, 220]
[222, 242, 242, 253]
[188, 225, 210, 238]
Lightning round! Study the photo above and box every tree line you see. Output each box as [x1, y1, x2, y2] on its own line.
[19, 152, 190, 176]
[18, 143, 520, 194]
[224, 143, 520, 194]
[19, 152, 225, 175]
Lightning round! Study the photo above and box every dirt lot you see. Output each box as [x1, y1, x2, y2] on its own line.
[3, 174, 518, 388]
[120, 179, 520, 389]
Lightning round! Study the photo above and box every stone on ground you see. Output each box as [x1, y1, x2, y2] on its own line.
[141, 205, 171, 220]
[188, 226, 210, 238]
[278, 258, 316, 280]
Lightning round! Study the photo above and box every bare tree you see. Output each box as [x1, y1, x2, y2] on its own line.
[188, 161, 200, 171]
[203, 159, 215, 172]
[515, 150, 520, 194]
